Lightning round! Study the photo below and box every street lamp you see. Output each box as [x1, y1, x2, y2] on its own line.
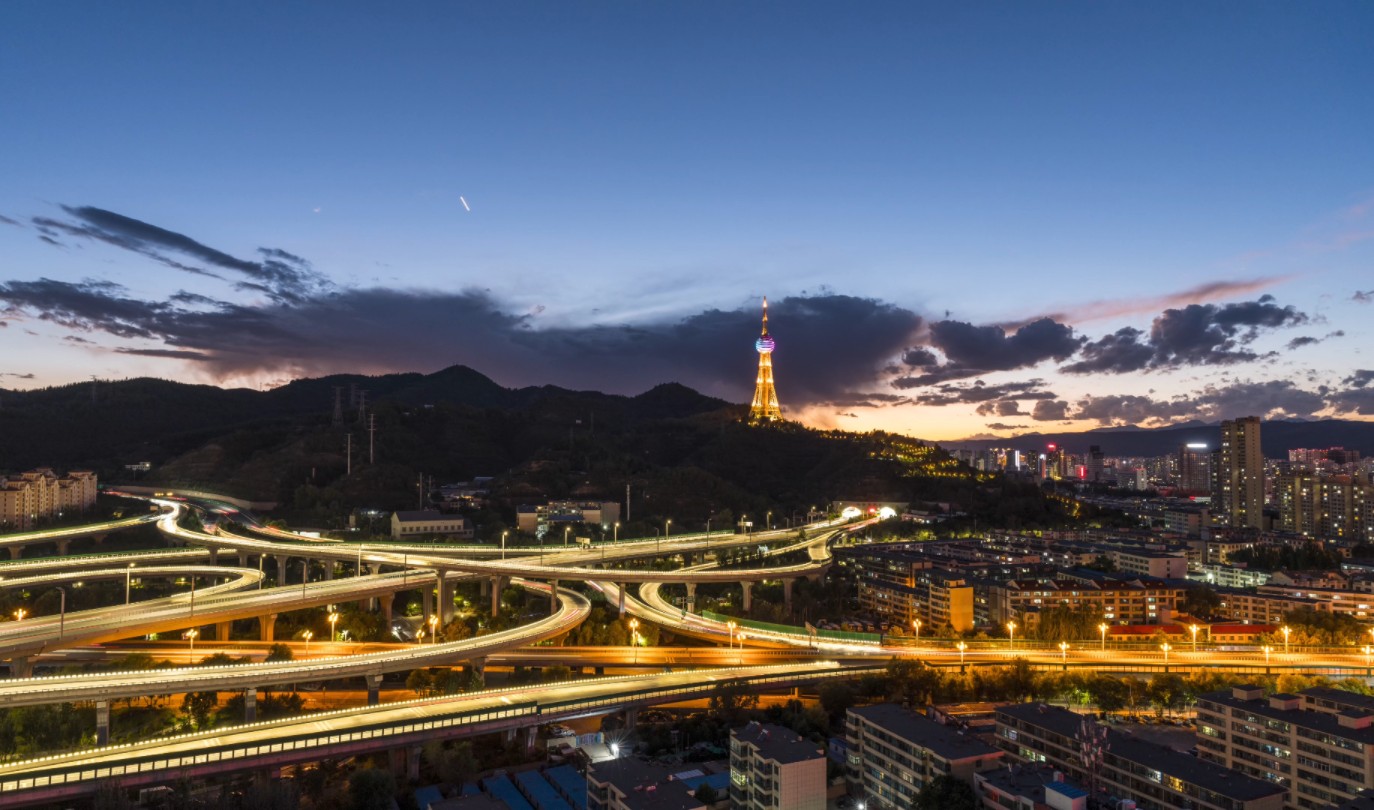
[1160, 642, 1171, 666]
[329, 611, 340, 642]
[727, 620, 737, 649]
[1099, 622, 1109, 651]
[57, 586, 66, 640]
[1263, 645, 1272, 665]
[501, 531, 508, 561]
[428, 614, 439, 644]
[1281, 625, 1291, 655]
[956, 641, 967, 666]
[1190, 623, 1200, 653]
[614, 522, 620, 543]
[912, 618, 921, 642]
[1059, 641, 1069, 663]
[629, 618, 640, 664]
[766, 511, 772, 531]
[564, 526, 570, 547]
[12, 608, 25, 622]
[664, 519, 671, 550]
[1364, 645, 1373, 669]
[416, 627, 426, 645]
[302, 629, 313, 654]
[125, 563, 135, 605]
[1007, 620, 1016, 651]
[184, 628, 198, 658]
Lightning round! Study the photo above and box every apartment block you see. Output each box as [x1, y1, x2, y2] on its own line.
[729, 722, 826, 810]
[841, 546, 975, 633]
[845, 704, 1003, 808]
[0, 468, 98, 530]
[516, 501, 621, 534]
[390, 510, 475, 540]
[995, 702, 1284, 810]
[986, 577, 1184, 627]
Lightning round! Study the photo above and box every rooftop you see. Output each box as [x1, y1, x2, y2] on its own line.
[732, 722, 825, 765]
[849, 704, 1000, 762]
[1200, 689, 1374, 744]
[587, 759, 706, 810]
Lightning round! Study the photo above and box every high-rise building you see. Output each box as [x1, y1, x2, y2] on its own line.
[1220, 416, 1264, 529]
[1087, 445, 1105, 483]
[1178, 442, 1212, 493]
[729, 722, 825, 810]
[748, 297, 782, 423]
[1277, 473, 1373, 540]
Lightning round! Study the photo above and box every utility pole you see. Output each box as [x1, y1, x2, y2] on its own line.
[418, 473, 425, 509]
[356, 390, 368, 423]
[332, 386, 344, 425]
[625, 483, 631, 523]
[346, 434, 352, 476]
[368, 413, 377, 464]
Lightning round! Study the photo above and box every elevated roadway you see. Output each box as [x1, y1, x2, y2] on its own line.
[0, 513, 159, 557]
[0, 662, 875, 806]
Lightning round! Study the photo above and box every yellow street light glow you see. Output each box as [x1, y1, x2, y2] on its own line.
[1098, 622, 1109, 651]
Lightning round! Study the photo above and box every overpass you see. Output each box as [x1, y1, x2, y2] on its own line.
[0, 513, 160, 558]
[0, 662, 875, 806]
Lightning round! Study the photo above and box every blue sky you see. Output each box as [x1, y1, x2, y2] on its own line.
[2, 2, 1372, 439]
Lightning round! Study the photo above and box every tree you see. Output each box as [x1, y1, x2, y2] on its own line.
[348, 768, 396, 810]
[1179, 586, 1222, 620]
[709, 679, 760, 723]
[181, 691, 218, 728]
[915, 774, 976, 810]
[265, 643, 294, 662]
[695, 784, 719, 804]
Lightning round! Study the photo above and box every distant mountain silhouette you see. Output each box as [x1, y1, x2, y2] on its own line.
[943, 419, 1374, 457]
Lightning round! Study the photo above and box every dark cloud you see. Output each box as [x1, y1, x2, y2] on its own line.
[63, 335, 94, 344]
[1, 372, 36, 379]
[1072, 380, 1329, 426]
[904, 318, 1081, 384]
[984, 422, 1026, 431]
[38, 235, 62, 247]
[0, 215, 20, 227]
[1344, 370, 1374, 388]
[1355, 290, 1374, 304]
[1286, 331, 1345, 351]
[912, 379, 1055, 406]
[1063, 295, 1306, 374]
[1031, 400, 1070, 421]
[113, 348, 214, 361]
[974, 399, 1025, 417]
[901, 347, 939, 367]
[31, 205, 331, 302]
[1330, 388, 1374, 415]
[0, 279, 920, 404]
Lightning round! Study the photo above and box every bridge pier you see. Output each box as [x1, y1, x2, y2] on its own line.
[276, 556, 289, 585]
[742, 582, 753, 612]
[490, 576, 506, 617]
[9, 656, 32, 678]
[422, 586, 434, 621]
[625, 708, 638, 729]
[245, 688, 257, 723]
[216, 621, 232, 641]
[259, 613, 278, 642]
[525, 726, 537, 753]
[208, 547, 219, 565]
[96, 700, 109, 746]
[504, 728, 516, 743]
[378, 592, 394, 625]
[685, 582, 697, 611]
[617, 583, 626, 617]
[409, 744, 422, 782]
[8, 545, 21, 560]
[469, 657, 486, 687]
[366, 673, 383, 706]
[440, 576, 456, 624]
[549, 580, 559, 614]
[322, 562, 333, 581]
[783, 579, 794, 612]
[56, 538, 70, 556]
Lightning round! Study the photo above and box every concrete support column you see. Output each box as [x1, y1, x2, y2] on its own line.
[369, 562, 383, 576]
[238, 553, 248, 568]
[685, 582, 697, 610]
[422, 586, 434, 620]
[742, 582, 753, 612]
[259, 613, 278, 642]
[524, 726, 537, 753]
[9, 656, 32, 679]
[323, 562, 333, 581]
[276, 556, 288, 585]
[378, 592, 395, 625]
[366, 673, 383, 706]
[503, 728, 516, 743]
[56, 539, 70, 556]
[8, 545, 21, 560]
[440, 576, 456, 624]
[617, 583, 626, 617]
[549, 580, 559, 614]
[208, 547, 219, 565]
[625, 708, 638, 729]
[409, 745, 422, 782]
[245, 688, 257, 723]
[96, 700, 110, 746]
[216, 621, 232, 642]
[783, 579, 794, 612]
[480, 577, 491, 597]
[490, 576, 505, 617]
[469, 657, 486, 687]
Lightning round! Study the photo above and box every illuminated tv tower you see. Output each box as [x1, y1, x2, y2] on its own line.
[749, 297, 783, 422]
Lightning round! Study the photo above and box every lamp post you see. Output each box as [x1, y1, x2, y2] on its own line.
[766, 511, 772, 531]
[416, 628, 426, 645]
[614, 522, 619, 543]
[1190, 623, 1200, 653]
[1263, 645, 1272, 665]
[727, 620, 737, 650]
[1365, 645, 1373, 669]
[912, 618, 921, 643]
[13, 608, 25, 622]
[125, 563, 135, 605]
[57, 586, 66, 640]
[428, 614, 439, 644]
[1099, 622, 1109, 651]
[1059, 641, 1069, 664]
[329, 611, 340, 643]
[1281, 625, 1291, 655]
[564, 526, 570, 547]
[1160, 642, 1171, 668]
[184, 628, 198, 658]
[501, 531, 508, 561]
[956, 641, 967, 666]
[1007, 620, 1016, 652]
[356, 545, 362, 577]
[629, 618, 639, 664]
[302, 629, 313, 654]
[664, 519, 671, 551]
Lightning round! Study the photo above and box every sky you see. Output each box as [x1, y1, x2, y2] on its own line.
[2, 2, 1373, 441]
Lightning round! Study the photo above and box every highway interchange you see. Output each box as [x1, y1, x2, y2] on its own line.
[1, 493, 1372, 804]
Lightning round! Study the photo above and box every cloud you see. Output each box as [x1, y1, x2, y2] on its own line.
[893, 318, 1081, 385]
[0, 215, 20, 227]
[113, 347, 214, 361]
[901, 347, 939, 367]
[1011, 276, 1293, 327]
[1330, 388, 1374, 415]
[1063, 295, 1306, 374]
[1, 372, 35, 379]
[1285, 330, 1344, 351]
[0, 278, 921, 404]
[911, 379, 1056, 406]
[1072, 380, 1329, 426]
[984, 422, 1026, 431]
[1344, 370, 1374, 388]
[1032, 400, 1070, 421]
[974, 399, 1026, 417]
[31, 205, 331, 302]
[1356, 290, 1374, 304]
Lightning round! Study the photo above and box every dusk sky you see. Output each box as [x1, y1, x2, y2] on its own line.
[2, 3, 1373, 441]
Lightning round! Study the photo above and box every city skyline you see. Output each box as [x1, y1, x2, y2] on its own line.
[3, 4, 1373, 441]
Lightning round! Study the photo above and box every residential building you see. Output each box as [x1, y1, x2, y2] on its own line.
[1221, 417, 1265, 530]
[588, 759, 711, 810]
[1278, 473, 1373, 541]
[986, 576, 1183, 627]
[1180, 443, 1214, 494]
[973, 764, 1087, 810]
[1196, 685, 1374, 810]
[846, 704, 1003, 809]
[841, 546, 975, 633]
[516, 501, 621, 535]
[1195, 564, 1273, 589]
[390, 510, 475, 540]
[1110, 547, 1189, 579]
[1214, 587, 1330, 625]
[995, 702, 1285, 810]
[0, 468, 98, 530]
[730, 723, 826, 810]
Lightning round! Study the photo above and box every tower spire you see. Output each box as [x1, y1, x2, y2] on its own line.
[749, 297, 783, 423]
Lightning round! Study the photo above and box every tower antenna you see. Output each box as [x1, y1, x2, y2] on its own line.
[368, 413, 377, 464]
[748, 297, 783, 422]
